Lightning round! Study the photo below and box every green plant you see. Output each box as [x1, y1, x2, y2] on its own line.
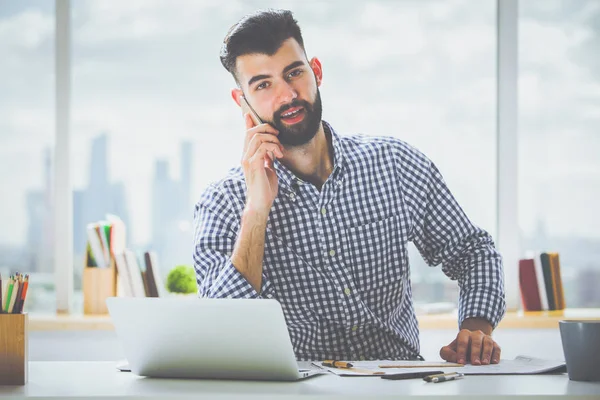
[166, 265, 197, 294]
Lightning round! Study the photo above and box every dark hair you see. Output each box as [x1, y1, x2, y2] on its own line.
[220, 9, 306, 83]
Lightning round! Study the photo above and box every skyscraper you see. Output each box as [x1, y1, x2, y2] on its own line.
[151, 142, 194, 273]
[25, 148, 54, 273]
[73, 134, 131, 256]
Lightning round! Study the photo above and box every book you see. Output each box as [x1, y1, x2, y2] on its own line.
[549, 252, 566, 310]
[114, 253, 134, 297]
[527, 251, 549, 311]
[125, 250, 147, 297]
[518, 258, 542, 311]
[144, 251, 165, 297]
[138, 256, 151, 297]
[106, 214, 126, 257]
[540, 252, 556, 310]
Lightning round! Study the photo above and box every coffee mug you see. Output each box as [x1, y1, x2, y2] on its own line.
[559, 320, 600, 381]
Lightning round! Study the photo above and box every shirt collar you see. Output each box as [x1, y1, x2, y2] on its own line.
[273, 120, 345, 191]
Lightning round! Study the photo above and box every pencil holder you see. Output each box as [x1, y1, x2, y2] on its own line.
[0, 312, 29, 385]
[83, 258, 117, 315]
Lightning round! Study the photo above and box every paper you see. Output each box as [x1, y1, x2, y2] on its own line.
[313, 355, 566, 376]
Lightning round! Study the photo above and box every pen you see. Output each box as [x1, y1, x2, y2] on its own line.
[425, 372, 464, 383]
[381, 370, 444, 380]
[322, 360, 354, 368]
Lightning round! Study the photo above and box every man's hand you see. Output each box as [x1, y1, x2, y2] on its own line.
[440, 319, 501, 365]
[241, 113, 284, 216]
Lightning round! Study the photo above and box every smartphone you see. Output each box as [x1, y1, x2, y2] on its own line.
[380, 370, 444, 381]
[240, 95, 276, 162]
[240, 95, 263, 126]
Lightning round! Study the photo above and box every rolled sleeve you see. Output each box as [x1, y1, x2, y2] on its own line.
[404, 158, 506, 329]
[455, 245, 506, 329]
[206, 259, 273, 299]
[193, 185, 273, 299]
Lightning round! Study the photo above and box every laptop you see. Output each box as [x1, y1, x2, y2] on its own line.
[106, 297, 323, 381]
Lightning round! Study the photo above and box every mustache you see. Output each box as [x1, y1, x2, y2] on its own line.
[275, 99, 310, 117]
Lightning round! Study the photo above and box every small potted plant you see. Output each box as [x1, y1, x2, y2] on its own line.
[166, 265, 197, 297]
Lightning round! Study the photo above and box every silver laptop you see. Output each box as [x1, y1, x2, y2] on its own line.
[106, 297, 323, 381]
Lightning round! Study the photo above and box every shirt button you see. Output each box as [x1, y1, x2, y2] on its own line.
[352, 326, 358, 332]
[344, 288, 351, 296]
[321, 207, 327, 215]
[329, 250, 336, 257]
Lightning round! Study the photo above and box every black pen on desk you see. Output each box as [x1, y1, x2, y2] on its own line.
[427, 372, 464, 383]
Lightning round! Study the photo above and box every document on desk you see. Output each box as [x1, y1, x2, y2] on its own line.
[313, 356, 566, 376]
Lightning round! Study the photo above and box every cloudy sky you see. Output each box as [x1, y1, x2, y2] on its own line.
[1, 0, 599, 251]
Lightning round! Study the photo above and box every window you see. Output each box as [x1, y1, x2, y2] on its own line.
[0, 1, 55, 313]
[67, 0, 497, 311]
[519, 0, 600, 307]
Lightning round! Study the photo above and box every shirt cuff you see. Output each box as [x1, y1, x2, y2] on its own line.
[458, 288, 506, 330]
[206, 259, 273, 299]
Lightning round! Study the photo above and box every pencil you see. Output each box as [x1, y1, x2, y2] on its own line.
[378, 363, 464, 368]
[322, 360, 353, 368]
[4, 276, 13, 313]
[12, 275, 24, 314]
[348, 367, 385, 375]
[8, 279, 19, 314]
[18, 275, 30, 313]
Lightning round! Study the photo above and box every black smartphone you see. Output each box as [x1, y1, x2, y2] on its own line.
[380, 370, 444, 381]
[240, 95, 263, 125]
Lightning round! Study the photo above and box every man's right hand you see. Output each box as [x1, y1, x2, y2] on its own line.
[241, 113, 284, 217]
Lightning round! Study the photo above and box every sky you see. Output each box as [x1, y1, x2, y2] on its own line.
[0, 0, 599, 249]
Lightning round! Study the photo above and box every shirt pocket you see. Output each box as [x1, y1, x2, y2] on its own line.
[343, 214, 408, 292]
[264, 229, 344, 320]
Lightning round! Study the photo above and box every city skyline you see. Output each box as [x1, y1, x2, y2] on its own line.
[2, 130, 598, 308]
[14, 133, 195, 276]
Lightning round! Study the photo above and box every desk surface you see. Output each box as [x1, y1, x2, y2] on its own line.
[1, 362, 599, 399]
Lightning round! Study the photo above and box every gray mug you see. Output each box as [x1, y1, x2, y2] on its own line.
[559, 320, 600, 381]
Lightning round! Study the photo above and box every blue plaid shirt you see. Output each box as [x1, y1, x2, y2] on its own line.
[193, 121, 506, 361]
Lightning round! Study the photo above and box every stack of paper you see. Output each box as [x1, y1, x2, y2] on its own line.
[314, 356, 566, 376]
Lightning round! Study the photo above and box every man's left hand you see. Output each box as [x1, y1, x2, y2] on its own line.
[439, 328, 501, 365]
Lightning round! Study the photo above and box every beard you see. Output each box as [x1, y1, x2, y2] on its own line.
[266, 88, 323, 147]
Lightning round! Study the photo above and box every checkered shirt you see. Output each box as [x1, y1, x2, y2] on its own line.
[193, 121, 506, 361]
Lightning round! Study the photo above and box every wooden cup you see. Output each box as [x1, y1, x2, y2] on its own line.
[83, 259, 117, 315]
[0, 312, 29, 385]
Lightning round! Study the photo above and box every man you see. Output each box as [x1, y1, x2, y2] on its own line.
[194, 9, 506, 364]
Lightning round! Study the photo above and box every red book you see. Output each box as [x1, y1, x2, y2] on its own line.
[519, 258, 543, 311]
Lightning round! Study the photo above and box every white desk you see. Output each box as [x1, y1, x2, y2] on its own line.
[1, 362, 599, 399]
